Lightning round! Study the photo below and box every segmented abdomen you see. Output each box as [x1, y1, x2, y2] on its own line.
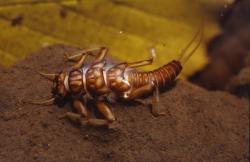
[127, 60, 182, 88]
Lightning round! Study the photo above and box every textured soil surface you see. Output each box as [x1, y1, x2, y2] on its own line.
[0, 45, 249, 162]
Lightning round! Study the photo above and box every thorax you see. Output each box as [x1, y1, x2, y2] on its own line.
[85, 62, 110, 97]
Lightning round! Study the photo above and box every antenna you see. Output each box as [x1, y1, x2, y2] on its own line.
[178, 22, 204, 65]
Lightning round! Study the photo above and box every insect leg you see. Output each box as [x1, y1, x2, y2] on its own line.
[64, 47, 104, 62]
[125, 82, 165, 116]
[62, 112, 110, 126]
[81, 118, 110, 127]
[95, 101, 115, 124]
[62, 112, 82, 123]
[127, 48, 156, 68]
[127, 58, 153, 68]
[73, 99, 89, 118]
[93, 47, 108, 63]
[151, 85, 165, 116]
[61, 99, 89, 124]
[125, 84, 154, 100]
[69, 100, 115, 127]
[72, 54, 88, 69]
[64, 50, 87, 62]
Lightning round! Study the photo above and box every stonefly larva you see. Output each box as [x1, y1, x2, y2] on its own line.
[25, 24, 203, 127]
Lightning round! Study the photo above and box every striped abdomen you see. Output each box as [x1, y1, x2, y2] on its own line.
[127, 60, 182, 88]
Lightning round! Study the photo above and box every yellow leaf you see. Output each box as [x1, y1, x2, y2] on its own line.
[0, 49, 16, 67]
[0, 0, 224, 77]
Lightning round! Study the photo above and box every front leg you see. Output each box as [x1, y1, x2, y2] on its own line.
[73, 99, 88, 118]
[62, 99, 89, 124]
[72, 54, 88, 69]
[65, 47, 108, 69]
[62, 111, 111, 127]
[87, 100, 116, 128]
[64, 47, 104, 62]
[71, 46, 108, 69]
[72, 100, 116, 128]
[93, 47, 108, 63]
[63, 99, 115, 127]
[95, 101, 115, 123]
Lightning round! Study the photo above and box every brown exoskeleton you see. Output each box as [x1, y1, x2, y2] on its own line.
[26, 25, 203, 127]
